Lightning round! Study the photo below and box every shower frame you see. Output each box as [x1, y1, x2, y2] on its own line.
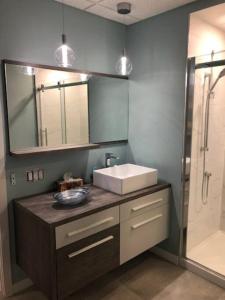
[180, 56, 225, 289]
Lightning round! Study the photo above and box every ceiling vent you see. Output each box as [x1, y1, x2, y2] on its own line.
[117, 2, 131, 15]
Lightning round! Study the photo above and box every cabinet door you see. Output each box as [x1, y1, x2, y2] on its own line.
[57, 225, 119, 299]
[120, 204, 169, 264]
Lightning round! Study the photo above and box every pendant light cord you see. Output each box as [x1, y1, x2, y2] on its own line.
[62, 0, 65, 35]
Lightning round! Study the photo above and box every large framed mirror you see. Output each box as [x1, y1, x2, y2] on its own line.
[3, 60, 129, 155]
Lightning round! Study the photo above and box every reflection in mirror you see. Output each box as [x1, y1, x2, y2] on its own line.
[6, 64, 38, 150]
[35, 69, 89, 147]
[4, 62, 129, 154]
[89, 76, 128, 143]
[5, 64, 89, 151]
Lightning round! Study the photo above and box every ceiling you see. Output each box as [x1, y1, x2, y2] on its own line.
[56, 0, 198, 25]
[195, 3, 225, 32]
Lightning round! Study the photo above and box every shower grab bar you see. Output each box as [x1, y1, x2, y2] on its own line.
[200, 74, 210, 152]
[200, 68, 225, 204]
[201, 87, 213, 203]
[201, 74, 212, 204]
[202, 171, 212, 204]
[203, 92, 213, 152]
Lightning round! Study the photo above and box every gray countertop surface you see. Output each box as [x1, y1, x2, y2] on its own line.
[14, 182, 171, 227]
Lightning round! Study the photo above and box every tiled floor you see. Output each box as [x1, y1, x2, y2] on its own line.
[187, 230, 225, 276]
[3, 252, 225, 300]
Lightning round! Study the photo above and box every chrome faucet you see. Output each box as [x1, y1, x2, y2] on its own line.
[105, 153, 120, 168]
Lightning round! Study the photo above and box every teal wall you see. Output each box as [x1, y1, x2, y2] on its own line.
[0, 0, 127, 282]
[127, 0, 225, 254]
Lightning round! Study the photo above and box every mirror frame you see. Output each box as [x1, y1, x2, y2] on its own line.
[2, 59, 128, 156]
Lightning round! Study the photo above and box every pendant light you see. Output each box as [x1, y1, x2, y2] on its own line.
[115, 48, 132, 76]
[115, 2, 133, 76]
[55, 0, 75, 68]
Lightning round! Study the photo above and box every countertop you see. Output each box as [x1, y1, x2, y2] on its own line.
[14, 182, 171, 227]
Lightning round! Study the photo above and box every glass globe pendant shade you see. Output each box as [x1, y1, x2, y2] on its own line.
[55, 34, 75, 68]
[115, 49, 132, 76]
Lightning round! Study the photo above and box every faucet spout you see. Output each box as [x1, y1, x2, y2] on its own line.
[105, 153, 120, 168]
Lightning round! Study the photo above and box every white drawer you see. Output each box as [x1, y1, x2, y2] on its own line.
[120, 204, 169, 264]
[55, 206, 119, 249]
[120, 188, 169, 222]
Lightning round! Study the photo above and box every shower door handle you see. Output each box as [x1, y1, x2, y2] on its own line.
[45, 128, 48, 146]
[40, 129, 48, 146]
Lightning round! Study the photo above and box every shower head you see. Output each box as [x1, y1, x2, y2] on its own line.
[209, 67, 225, 93]
[219, 68, 225, 78]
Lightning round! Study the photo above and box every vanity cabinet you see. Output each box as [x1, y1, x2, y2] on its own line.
[55, 206, 120, 299]
[14, 183, 170, 300]
[120, 189, 169, 264]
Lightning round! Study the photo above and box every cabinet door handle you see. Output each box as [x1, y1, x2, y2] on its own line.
[131, 198, 163, 212]
[68, 235, 114, 259]
[67, 217, 114, 238]
[131, 214, 162, 230]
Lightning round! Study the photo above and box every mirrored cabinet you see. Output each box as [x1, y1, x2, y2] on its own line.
[3, 60, 129, 155]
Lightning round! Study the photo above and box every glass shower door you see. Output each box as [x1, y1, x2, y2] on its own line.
[184, 58, 225, 277]
[37, 87, 63, 147]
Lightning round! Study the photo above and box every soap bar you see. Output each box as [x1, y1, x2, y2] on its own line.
[57, 178, 84, 192]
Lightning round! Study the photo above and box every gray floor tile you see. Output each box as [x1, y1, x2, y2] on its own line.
[2, 253, 225, 300]
[218, 292, 225, 300]
[3, 287, 47, 300]
[151, 271, 224, 300]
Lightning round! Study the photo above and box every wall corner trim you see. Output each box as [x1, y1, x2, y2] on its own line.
[150, 246, 179, 265]
[11, 278, 33, 295]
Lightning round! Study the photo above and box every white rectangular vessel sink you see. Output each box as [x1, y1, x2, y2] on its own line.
[93, 164, 158, 195]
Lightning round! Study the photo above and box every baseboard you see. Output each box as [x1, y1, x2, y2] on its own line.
[150, 246, 179, 265]
[180, 258, 225, 289]
[11, 278, 33, 295]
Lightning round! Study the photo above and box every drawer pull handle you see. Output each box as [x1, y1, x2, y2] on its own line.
[67, 217, 114, 238]
[131, 198, 163, 212]
[68, 235, 114, 259]
[131, 214, 162, 230]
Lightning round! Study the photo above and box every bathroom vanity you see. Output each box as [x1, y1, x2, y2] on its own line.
[14, 183, 170, 300]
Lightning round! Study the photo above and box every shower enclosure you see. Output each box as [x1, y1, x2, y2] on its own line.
[182, 54, 225, 285]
